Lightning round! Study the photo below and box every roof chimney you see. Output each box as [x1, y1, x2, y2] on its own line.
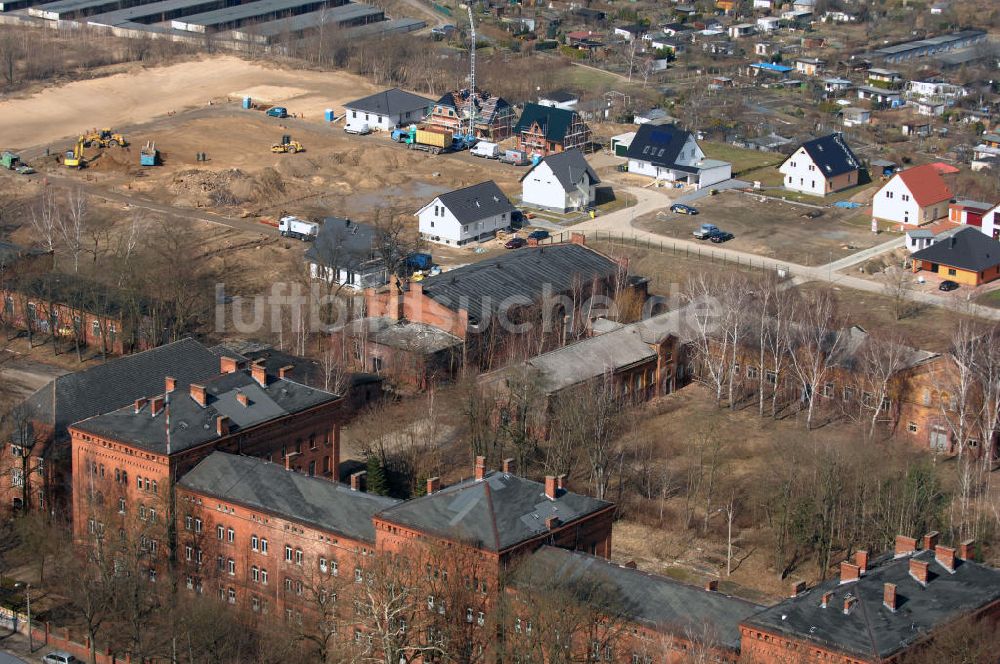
[843, 595, 856, 615]
[909, 559, 930, 586]
[474, 456, 486, 481]
[883, 583, 897, 612]
[705, 579, 719, 592]
[545, 516, 561, 530]
[220, 356, 239, 374]
[854, 550, 868, 574]
[502, 458, 515, 474]
[236, 392, 249, 407]
[570, 232, 586, 246]
[134, 397, 148, 414]
[820, 591, 833, 608]
[556, 474, 567, 491]
[934, 545, 956, 573]
[790, 580, 806, 597]
[839, 562, 860, 584]
[150, 396, 164, 416]
[190, 384, 207, 407]
[958, 539, 976, 561]
[165, 376, 176, 393]
[544, 476, 557, 500]
[216, 415, 230, 436]
[922, 531, 939, 551]
[278, 365, 295, 380]
[251, 361, 267, 387]
[895, 535, 917, 557]
[426, 476, 440, 495]
[350, 471, 367, 492]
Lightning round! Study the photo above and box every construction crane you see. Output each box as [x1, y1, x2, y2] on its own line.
[457, 2, 476, 144]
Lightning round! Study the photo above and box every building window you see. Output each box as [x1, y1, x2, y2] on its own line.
[331, 560, 339, 576]
[765, 370, 777, 385]
[217, 556, 225, 571]
[355, 568, 363, 584]
[908, 421, 918, 433]
[261, 569, 268, 585]
[196, 549, 203, 565]
[227, 528, 235, 543]
[185, 516, 192, 531]
[285, 545, 293, 562]
[261, 538, 268, 554]
[185, 546, 193, 561]
[118, 498, 126, 514]
[284, 578, 292, 592]
[947, 268, 957, 276]
[217, 525, 225, 540]
[194, 518, 202, 533]
[252, 566, 259, 582]
[295, 549, 303, 566]
[251, 596, 260, 612]
[319, 558, 328, 574]
[228, 588, 236, 604]
[296, 580, 303, 596]
[427, 595, 435, 610]
[251, 535, 259, 551]
[466, 608, 474, 623]
[228, 559, 236, 576]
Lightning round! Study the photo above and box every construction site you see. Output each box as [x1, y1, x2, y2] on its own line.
[3, 0, 421, 43]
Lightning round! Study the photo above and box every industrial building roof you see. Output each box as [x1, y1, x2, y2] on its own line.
[376, 470, 611, 551]
[416, 243, 623, 325]
[520, 149, 600, 193]
[517, 547, 764, 651]
[744, 548, 1000, 660]
[344, 87, 434, 116]
[72, 364, 338, 454]
[231, 3, 383, 40]
[179, 452, 399, 542]
[84, 0, 231, 27]
[344, 17, 424, 37]
[171, 0, 329, 31]
[911, 227, 1000, 273]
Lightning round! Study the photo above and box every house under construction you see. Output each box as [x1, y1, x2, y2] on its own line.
[427, 89, 516, 141]
[513, 102, 592, 157]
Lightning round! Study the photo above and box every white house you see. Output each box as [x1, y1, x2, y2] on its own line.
[871, 164, 954, 226]
[757, 16, 781, 32]
[417, 181, 515, 246]
[728, 23, 756, 38]
[614, 24, 646, 41]
[778, 133, 861, 197]
[344, 88, 434, 132]
[794, 57, 824, 76]
[753, 0, 773, 9]
[979, 202, 1000, 240]
[905, 226, 963, 253]
[537, 90, 579, 111]
[625, 123, 731, 188]
[520, 149, 600, 212]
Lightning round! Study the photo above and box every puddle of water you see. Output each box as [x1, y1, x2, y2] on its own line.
[337, 181, 452, 217]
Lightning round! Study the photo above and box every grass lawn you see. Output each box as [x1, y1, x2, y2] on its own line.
[563, 62, 628, 90]
[700, 142, 783, 176]
[974, 289, 1000, 309]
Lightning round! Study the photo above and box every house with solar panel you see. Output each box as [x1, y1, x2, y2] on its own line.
[778, 133, 862, 197]
[624, 123, 732, 189]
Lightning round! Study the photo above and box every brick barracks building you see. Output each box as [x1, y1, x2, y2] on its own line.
[70, 354, 344, 545]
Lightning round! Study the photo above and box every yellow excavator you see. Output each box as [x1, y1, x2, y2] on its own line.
[82, 128, 128, 149]
[64, 136, 85, 168]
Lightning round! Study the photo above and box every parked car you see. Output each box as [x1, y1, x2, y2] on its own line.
[710, 231, 734, 243]
[505, 237, 527, 249]
[670, 203, 699, 215]
[527, 230, 550, 240]
[43, 653, 81, 664]
[693, 223, 720, 240]
[939, 280, 960, 292]
[265, 107, 288, 118]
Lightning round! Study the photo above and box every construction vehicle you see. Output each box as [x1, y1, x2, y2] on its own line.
[140, 142, 159, 166]
[82, 128, 127, 148]
[64, 137, 85, 168]
[1, 151, 33, 175]
[278, 215, 319, 240]
[271, 135, 303, 154]
[390, 125, 453, 155]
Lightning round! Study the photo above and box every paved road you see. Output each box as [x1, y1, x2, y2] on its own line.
[672, 179, 751, 204]
[0, 650, 29, 664]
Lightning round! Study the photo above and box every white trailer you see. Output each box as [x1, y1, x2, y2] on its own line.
[279, 216, 319, 240]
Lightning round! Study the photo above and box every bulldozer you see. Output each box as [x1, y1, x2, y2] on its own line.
[82, 128, 128, 149]
[271, 135, 303, 154]
[64, 136, 85, 168]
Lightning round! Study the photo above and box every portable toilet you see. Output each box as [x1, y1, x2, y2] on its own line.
[531, 154, 542, 166]
[324, 109, 335, 122]
[242, 96, 252, 110]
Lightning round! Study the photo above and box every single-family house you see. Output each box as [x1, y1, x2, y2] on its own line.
[841, 107, 871, 127]
[520, 149, 599, 212]
[755, 41, 774, 56]
[756, 16, 781, 32]
[513, 103, 592, 157]
[728, 23, 755, 39]
[343, 87, 434, 132]
[871, 164, 954, 226]
[911, 227, 1000, 286]
[778, 133, 862, 197]
[857, 86, 903, 108]
[305, 217, 390, 289]
[794, 57, 824, 76]
[913, 100, 945, 116]
[427, 89, 515, 141]
[867, 68, 903, 87]
[908, 80, 967, 99]
[979, 202, 1000, 239]
[417, 181, 514, 246]
[906, 229, 936, 253]
[823, 77, 852, 93]
[614, 23, 646, 41]
[538, 90, 579, 111]
[625, 123, 732, 189]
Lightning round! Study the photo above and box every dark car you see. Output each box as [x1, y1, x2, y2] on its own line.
[527, 229, 550, 240]
[939, 280, 960, 292]
[265, 107, 288, 118]
[710, 231, 734, 243]
[505, 237, 527, 249]
[670, 203, 699, 215]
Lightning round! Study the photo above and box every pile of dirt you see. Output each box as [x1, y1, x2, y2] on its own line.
[85, 147, 139, 175]
[169, 167, 285, 208]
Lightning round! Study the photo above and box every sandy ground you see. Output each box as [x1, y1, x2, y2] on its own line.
[0, 55, 382, 150]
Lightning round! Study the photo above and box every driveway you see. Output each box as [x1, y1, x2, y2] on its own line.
[672, 179, 752, 205]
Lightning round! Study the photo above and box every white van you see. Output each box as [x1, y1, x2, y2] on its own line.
[470, 141, 499, 159]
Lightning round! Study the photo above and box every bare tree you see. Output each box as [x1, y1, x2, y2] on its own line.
[788, 288, 844, 430]
[29, 187, 60, 264]
[59, 187, 89, 274]
[854, 332, 912, 439]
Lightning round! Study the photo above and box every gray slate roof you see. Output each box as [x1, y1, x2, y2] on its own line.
[432, 180, 515, 225]
[417, 243, 621, 325]
[178, 452, 399, 543]
[73, 366, 338, 455]
[376, 470, 611, 552]
[911, 227, 1000, 272]
[521, 149, 600, 193]
[304, 217, 385, 279]
[24, 338, 231, 445]
[625, 123, 692, 167]
[786, 133, 861, 177]
[342, 317, 462, 354]
[744, 549, 1000, 659]
[519, 547, 764, 650]
[344, 87, 433, 116]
